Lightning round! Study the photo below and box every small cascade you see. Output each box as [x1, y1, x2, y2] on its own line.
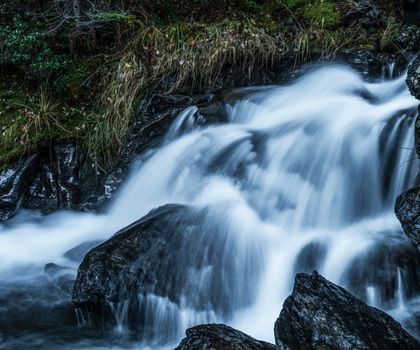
[165, 106, 200, 141]
[75, 308, 87, 327]
[390, 268, 409, 321]
[381, 61, 396, 81]
[109, 300, 130, 334]
[367, 286, 379, 307]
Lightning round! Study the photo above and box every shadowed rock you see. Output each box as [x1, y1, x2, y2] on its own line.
[275, 271, 419, 350]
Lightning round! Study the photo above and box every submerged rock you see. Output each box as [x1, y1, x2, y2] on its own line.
[174, 324, 275, 350]
[274, 271, 419, 350]
[395, 187, 420, 253]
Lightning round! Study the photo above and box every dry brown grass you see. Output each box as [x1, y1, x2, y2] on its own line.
[90, 20, 286, 167]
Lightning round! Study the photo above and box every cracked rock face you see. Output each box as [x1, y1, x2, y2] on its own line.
[274, 271, 419, 350]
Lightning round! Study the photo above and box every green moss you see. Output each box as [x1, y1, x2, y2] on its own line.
[303, 1, 340, 29]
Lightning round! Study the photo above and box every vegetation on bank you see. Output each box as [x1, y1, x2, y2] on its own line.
[0, 0, 413, 170]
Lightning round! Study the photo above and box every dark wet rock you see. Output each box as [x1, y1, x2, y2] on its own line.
[407, 56, 420, 100]
[22, 143, 81, 213]
[395, 187, 420, 252]
[274, 271, 419, 350]
[0, 142, 102, 220]
[174, 324, 275, 350]
[335, 0, 384, 28]
[0, 154, 39, 221]
[63, 240, 102, 263]
[72, 204, 198, 311]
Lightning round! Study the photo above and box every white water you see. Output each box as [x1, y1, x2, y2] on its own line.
[1, 64, 420, 348]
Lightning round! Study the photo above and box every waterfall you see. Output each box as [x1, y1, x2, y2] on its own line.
[0, 64, 420, 349]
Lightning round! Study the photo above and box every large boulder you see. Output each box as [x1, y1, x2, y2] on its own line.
[174, 324, 275, 350]
[274, 271, 419, 350]
[72, 204, 194, 311]
[72, 203, 258, 321]
[395, 187, 420, 252]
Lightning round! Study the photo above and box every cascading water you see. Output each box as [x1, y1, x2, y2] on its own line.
[1, 64, 420, 349]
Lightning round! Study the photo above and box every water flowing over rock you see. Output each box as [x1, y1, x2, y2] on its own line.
[174, 324, 275, 350]
[274, 271, 420, 350]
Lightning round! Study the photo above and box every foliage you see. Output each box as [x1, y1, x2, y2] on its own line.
[0, 16, 66, 79]
[0, 83, 89, 166]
